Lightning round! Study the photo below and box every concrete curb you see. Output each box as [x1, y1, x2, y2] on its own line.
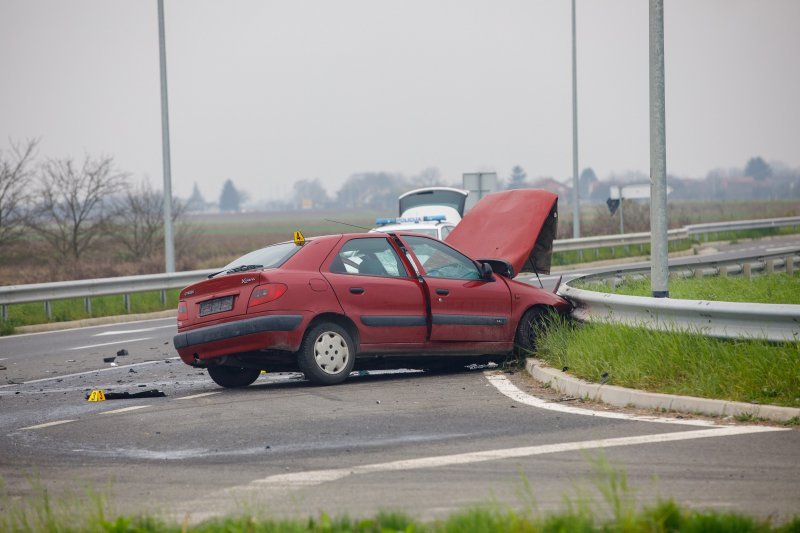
[14, 310, 177, 334]
[525, 358, 800, 423]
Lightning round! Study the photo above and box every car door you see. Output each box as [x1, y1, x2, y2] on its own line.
[400, 235, 512, 342]
[322, 236, 428, 349]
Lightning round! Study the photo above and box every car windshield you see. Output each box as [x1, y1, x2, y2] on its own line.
[220, 242, 300, 272]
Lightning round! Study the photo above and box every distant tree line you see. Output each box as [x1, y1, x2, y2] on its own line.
[0, 139, 193, 266]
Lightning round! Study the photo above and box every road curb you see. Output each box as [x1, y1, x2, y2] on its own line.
[525, 358, 800, 423]
[14, 310, 177, 334]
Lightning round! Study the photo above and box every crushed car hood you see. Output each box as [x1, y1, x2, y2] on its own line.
[446, 189, 558, 276]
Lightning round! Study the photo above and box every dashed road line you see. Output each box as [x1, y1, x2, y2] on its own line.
[70, 337, 152, 350]
[766, 245, 800, 253]
[175, 392, 220, 401]
[101, 405, 151, 415]
[486, 372, 720, 427]
[20, 419, 77, 430]
[94, 325, 175, 337]
[0, 357, 181, 388]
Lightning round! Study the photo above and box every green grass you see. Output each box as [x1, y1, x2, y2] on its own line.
[3, 462, 799, 533]
[0, 289, 180, 336]
[580, 271, 800, 305]
[535, 315, 800, 408]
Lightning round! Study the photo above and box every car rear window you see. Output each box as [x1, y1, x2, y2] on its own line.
[221, 242, 300, 271]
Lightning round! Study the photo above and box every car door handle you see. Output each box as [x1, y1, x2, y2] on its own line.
[436, 288, 449, 296]
[349, 287, 365, 294]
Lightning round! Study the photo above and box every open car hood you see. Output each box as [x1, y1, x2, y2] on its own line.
[446, 189, 558, 276]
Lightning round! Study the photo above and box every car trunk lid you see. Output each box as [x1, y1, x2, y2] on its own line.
[178, 271, 267, 325]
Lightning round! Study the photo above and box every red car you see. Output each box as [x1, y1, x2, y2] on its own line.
[173, 190, 569, 388]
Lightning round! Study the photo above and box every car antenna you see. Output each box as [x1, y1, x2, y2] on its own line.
[325, 219, 371, 231]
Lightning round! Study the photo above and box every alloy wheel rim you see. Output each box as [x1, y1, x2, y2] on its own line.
[314, 331, 349, 374]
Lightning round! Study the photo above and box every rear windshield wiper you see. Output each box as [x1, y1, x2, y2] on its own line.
[207, 264, 263, 279]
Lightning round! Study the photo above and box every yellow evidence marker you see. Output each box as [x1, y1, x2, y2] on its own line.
[87, 390, 106, 402]
[293, 230, 305, 246]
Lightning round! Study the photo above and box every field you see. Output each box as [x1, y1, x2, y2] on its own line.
[0, 200, 798, 286]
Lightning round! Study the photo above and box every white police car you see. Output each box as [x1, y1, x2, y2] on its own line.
[370, 187, 469, 240]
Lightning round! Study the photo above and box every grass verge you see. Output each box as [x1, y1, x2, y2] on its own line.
[535, 314, 800, 408]
[3, 459, 799, 532]
[579, 271, 800, 305]
[0, 289, 180, 336]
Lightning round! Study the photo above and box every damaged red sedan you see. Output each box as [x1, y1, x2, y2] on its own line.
[173, 190, 570, 388]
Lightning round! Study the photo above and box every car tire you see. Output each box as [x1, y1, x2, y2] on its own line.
[207, 365, 261, 388]
[514, 307, 546, 357]
[298, 322, 355, 385]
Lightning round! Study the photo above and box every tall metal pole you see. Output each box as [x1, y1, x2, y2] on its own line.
[158, 0, 175, 273]
[649, 0, 668, 297]
[571, 0, 581, 238]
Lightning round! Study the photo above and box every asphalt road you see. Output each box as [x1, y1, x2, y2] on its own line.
[1, 235, 798, 523]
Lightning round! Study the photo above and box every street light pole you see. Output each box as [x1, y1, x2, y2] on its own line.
[158, 0, 175, 273]
[649, 0, 668, 297]
[571, 0, 581, 238]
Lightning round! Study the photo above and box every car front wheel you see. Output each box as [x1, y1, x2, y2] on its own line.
[514, 307, 547, 357]
[298, 322, 355, 385]
[207, 365, 261, 388]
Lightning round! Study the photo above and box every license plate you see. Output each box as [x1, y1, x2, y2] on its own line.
[198, 295, 234, 317]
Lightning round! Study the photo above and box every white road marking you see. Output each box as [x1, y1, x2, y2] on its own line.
[175, 392, 220, 401]
[100, 405, 151, 415]
[192, 424, 785, 519]
[69, 337, 152, 350]
[94, 325, 175, 337]
[486, 373, 720, 427]
[0, 357, 181, 388]
[0, 317, 175, 340]
[20, 419, 77, 430]
[766, 246, 800, 253]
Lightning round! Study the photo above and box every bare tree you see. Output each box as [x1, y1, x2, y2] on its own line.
[111, 179, 188, 260]
[29, 155, 127, 261]
[0, 138, 38, 248]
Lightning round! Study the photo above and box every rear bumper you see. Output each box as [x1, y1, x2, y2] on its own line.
[173, 314, 303, 351]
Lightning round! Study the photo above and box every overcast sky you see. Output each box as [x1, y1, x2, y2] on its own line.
[2, 0, 798, 202]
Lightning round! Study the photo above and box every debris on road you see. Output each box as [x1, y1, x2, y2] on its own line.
[116, 349, 129, 356]
[103, 356, 116, 363]
[86, 389, 166, 401]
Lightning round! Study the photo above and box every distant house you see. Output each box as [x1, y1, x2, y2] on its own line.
[530, 177, 571, 198]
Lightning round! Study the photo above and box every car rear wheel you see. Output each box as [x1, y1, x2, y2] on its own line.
[298, 322, 355, 385]
[207, 365, 261, 388]
[514, 307, 547, 357]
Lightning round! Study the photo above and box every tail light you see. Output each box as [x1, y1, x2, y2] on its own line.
[248, 283, 288, 308]
[177, 302, 189, 321]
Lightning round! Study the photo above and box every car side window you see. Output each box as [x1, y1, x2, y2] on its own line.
[403, 235, 480, 280]
[331, 238, 409, 278]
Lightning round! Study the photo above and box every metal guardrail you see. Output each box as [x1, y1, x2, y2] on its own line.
[553, 228, 688, 253]
[558, 251, 800, 342]
[1, 215, 799, 322]
[0, 269, 215, 321]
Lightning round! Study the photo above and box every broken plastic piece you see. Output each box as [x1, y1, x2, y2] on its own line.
[116, 349, 129, 356]
[100, 389, 166, 400]
[103, 356, 116, 363]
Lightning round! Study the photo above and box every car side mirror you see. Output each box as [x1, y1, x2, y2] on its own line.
[478, 262, 494, 281]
